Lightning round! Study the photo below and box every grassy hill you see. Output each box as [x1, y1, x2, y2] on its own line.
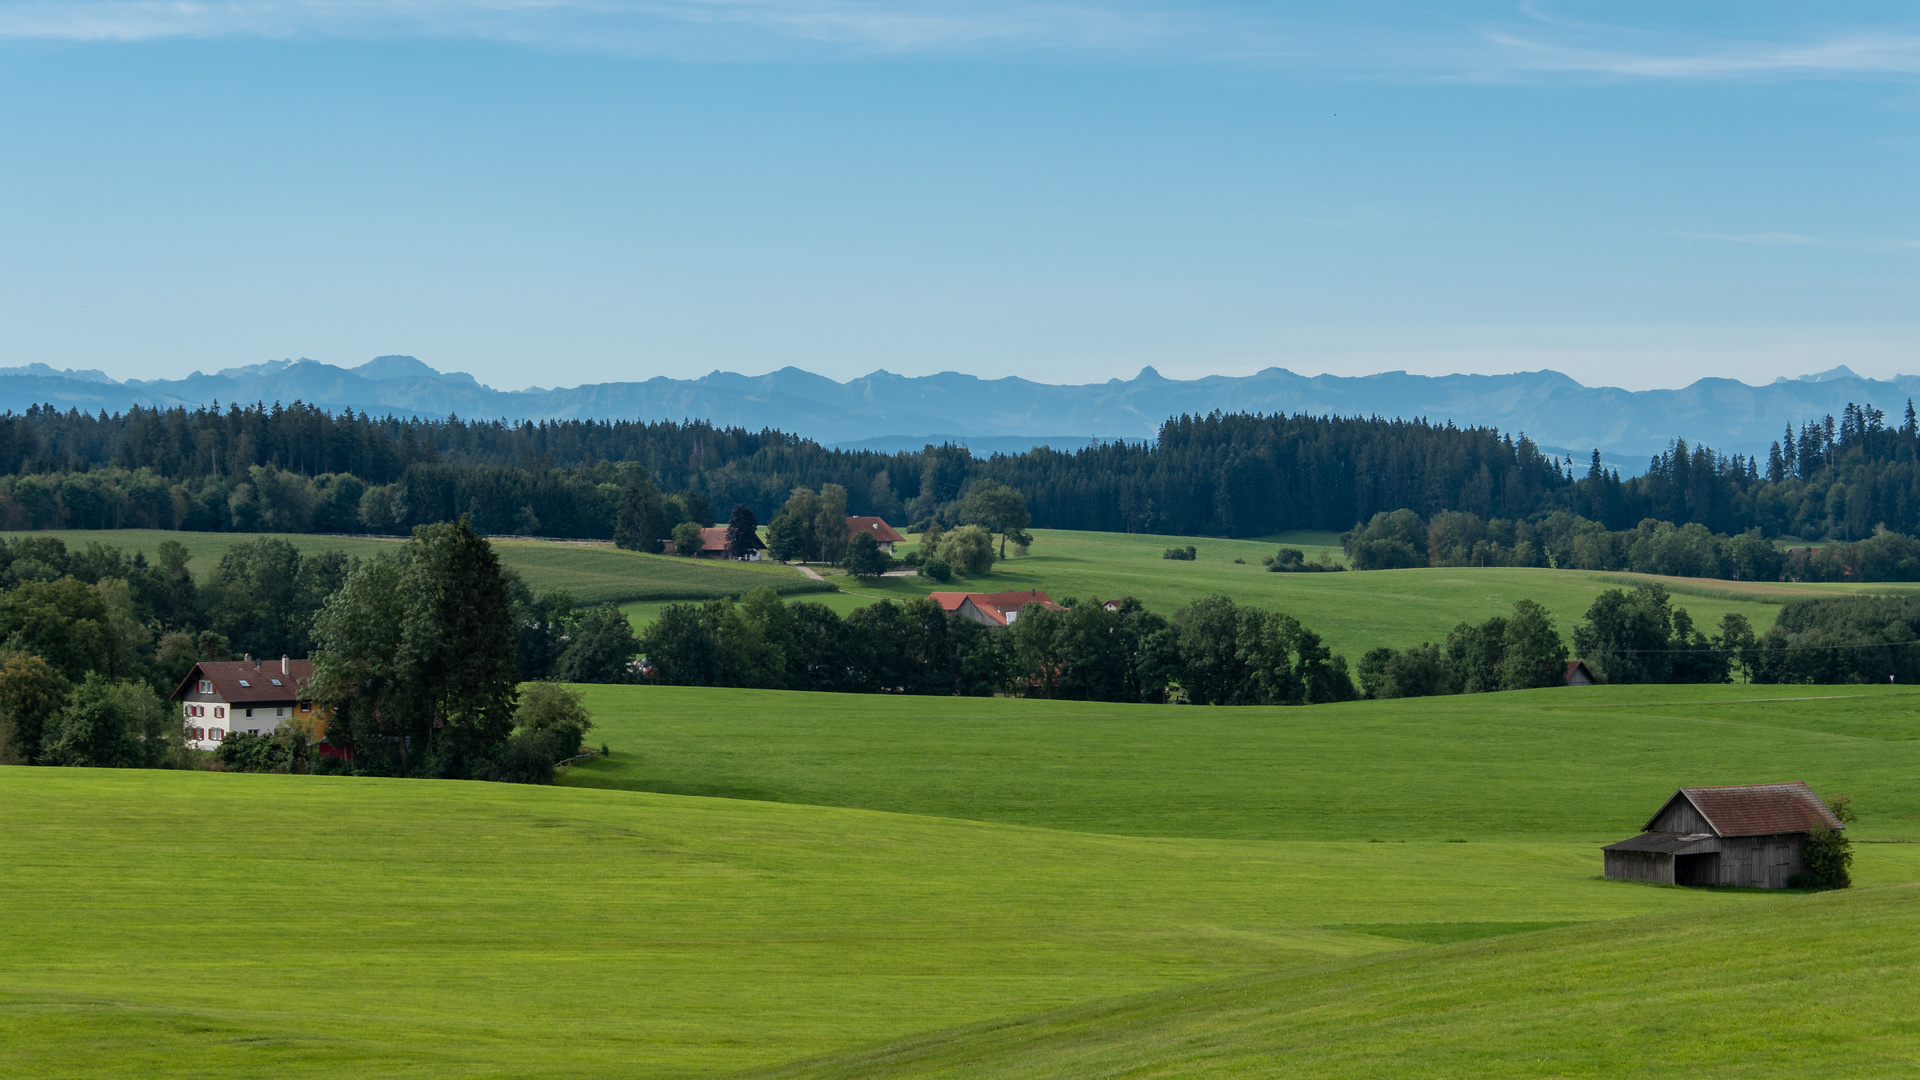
[6, 682, 1920, 1077]
[560, 683, 1920, 841]
[0, 766, 1763, 1079]
[0, 528, 830, 605]
[755, 883, 1920, 1080]
[627, 528, 1911, 657]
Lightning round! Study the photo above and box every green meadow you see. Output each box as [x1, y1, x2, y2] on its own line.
[6, 682, 1920, 1077]
[759, 884, 1920, 1080]
[629, 527, 1910, 659]
[0, 528, 829, 605]
[560, 683, 1920, 840]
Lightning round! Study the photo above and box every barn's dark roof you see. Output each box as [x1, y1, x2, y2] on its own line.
[171, 659, 313, 704]
[1603, 832, 1717, 854]
[1646, 782, 1844, 837]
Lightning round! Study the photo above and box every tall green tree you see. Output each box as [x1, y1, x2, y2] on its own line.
[309, 519, 519, 776]
[814, 483, 850, 565]
[724, 504, 764, 560]
[556, 604, 642, 683]
[842, 531, 890, 579]
[1498, 600, 1569, 690]
[962, 482, 1032, 559]
[1572, 584, 1678, 684]
[0, 652, 68, 764]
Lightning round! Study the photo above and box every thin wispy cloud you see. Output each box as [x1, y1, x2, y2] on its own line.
[1483, 30, 1920, 79]
[1676, 231, 1920, 253]
[1, 0, 1917, 82]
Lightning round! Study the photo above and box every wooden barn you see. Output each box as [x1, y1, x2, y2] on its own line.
[1602, 782, 1844, 888]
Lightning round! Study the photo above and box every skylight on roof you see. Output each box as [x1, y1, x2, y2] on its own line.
[238, 680, 250, 687]
[270, 679, 282, 686]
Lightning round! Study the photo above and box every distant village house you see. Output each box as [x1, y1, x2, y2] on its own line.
[1602, 782, 1845, 888]
[846, 516, 904, 555]
[930, 590, 1063, 627]
[668, 527, 765, 560]
[171, 655, 320, 752]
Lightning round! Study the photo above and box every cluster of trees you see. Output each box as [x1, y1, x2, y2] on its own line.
[304, 520, 596, 780]
[1746, 594, 1920, 684]
[1359, 585, 1755, 698]
[1357, 600, 1570, 699]
[1340, 507, 1920, 583]
[0, 534, 350, 765]
[0, 524, 631, 773]
[639, 588, 1356, 705]
[906, 525, 997, 582]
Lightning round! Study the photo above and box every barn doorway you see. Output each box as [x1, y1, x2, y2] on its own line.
[1674, 852, 1721, 887]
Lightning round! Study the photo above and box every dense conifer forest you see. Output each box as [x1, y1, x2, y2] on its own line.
[2, 399, 1919, 549]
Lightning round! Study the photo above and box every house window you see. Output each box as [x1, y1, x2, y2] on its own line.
[276, 707, 286, 718]
[238, 680, 250, 688]
[245, 708, 253, 718]
[214, 707, 224, 719]
[197, 679, 212, 694]
[210, 728, 224, 741]
[191, 727, 204, 740]
[300, 702, 311, 713]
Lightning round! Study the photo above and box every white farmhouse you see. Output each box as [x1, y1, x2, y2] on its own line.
[170, 654, 319, 752]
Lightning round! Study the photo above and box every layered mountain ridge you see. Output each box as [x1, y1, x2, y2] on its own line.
[5, 356, 1916, 468]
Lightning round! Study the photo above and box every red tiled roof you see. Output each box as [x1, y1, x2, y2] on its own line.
[846, 517, 905, 544]
[172, 659, 314, 704]
[927, 590, 1061, 626]
[1646, 782, 1844, 837]
[698, 527, 729, 552]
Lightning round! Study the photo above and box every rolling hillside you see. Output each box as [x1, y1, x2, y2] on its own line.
[0, 528, 831, 606]
[5, 682, 1918, 1077]
[755, 884, 1920, 1080]
[625, 528, 1907, 659]
[560, 683, 1920, 841]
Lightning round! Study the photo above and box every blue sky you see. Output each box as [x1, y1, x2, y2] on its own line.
[0, 1, 1916, 390]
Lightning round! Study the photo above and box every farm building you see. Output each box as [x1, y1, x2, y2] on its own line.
[171, 655, 321, 752]
[929, 589, 1063, 627]
[846, 516, 905, 555]
[1602, 782, 1845, 888]
[666, 527, 765, 560]
[1565, 660, 1597, 686]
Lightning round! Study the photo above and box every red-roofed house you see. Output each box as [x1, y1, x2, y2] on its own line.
[171, 655, 322, 751]
[928, 589, 1063, 627]
[846, 517, 905, 555]
[1602, 782, 1846, 888]
[663, 527, 765, 560]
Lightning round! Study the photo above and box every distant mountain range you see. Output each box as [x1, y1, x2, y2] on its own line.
[6, 355, 1918, 472]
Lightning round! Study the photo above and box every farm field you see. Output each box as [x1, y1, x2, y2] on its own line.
[6, 683, 1920, 1077]
[0, 767, 1768, 1079]
[0, 527, 830, 605]
[561, 683, 1920, 841]
[620, 528, 1914, 658]
[764, 883, 1920, 1080]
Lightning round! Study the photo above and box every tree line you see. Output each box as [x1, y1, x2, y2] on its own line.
[639, 589, 1358, 706]
[6, 397, 1920, 544]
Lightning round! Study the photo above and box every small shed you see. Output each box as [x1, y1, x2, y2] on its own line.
[1565, 660, 1597, 686]
[1602, 782, 1844, 888]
